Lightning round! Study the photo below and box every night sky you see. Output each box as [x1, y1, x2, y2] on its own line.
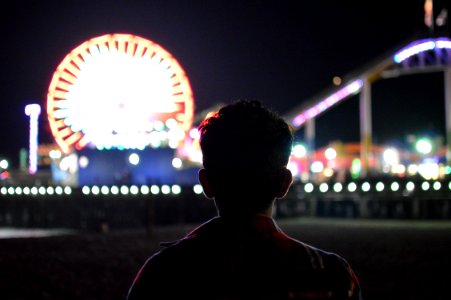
[0, 0, 449, 167]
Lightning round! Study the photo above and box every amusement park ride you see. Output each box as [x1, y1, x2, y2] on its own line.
[284, 33, 451, 182]
[45, 33, 198, 186]
[1, 29, 451, 188]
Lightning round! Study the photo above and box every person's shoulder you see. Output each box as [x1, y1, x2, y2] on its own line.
[135, 234, 200, 279]
[282, 238, 362, 299]
[280, 235, 356, 275]
[126, 232, 209, 299]
[146, 220, 214, 263]
[304, 241, 351, 267]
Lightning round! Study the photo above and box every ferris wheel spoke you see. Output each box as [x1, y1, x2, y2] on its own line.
[47, 33, 194, 153]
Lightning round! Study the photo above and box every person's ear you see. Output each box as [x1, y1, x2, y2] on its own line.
[275, 168, 293, 198]
[198, 168, 215, 198]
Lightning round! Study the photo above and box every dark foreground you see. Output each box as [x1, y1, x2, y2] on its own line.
[1, 217, 450, 300]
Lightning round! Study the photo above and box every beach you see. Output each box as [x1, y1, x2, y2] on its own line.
[1, 217, 450, 300]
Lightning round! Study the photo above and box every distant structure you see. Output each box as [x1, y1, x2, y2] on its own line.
[24, 104, 41, 175]
[424, 0, 449, 34]
[47, 33, 194, 153]
[284, 1, 450, 180]
[45, 33, 197, 186]
[284, 35, 451, 178]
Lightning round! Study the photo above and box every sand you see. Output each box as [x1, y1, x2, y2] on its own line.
[1, 217, 450, 300]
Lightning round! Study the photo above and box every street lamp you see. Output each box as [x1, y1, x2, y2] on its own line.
[25, 104, 41, 174]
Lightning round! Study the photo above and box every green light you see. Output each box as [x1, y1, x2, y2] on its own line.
[415, 138, 432, 155]
[445, 166, 451, 175]
[351, 158, 361, 179]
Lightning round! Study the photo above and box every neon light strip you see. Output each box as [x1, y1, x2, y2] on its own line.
[25, 104, 41, 175]
[292, 80, 363, 127]
[393, 37, 451, 63]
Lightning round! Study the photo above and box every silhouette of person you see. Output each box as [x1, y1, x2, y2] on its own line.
[126, 99, 362, 299]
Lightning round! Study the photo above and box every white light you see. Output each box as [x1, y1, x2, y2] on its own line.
[172, 157, 183, 169]
[92, 186, 100, 195]
[129, 153, 140, 165]
[304, 183, 314, 193]
[47, 186, 54, 195]
[60, 154, 78, 174]
[433, 181, 441, 190]
[407, 164, 419, 175]
[64, 186, 72, 195]
[436, 40, 451, 48]
[361, 182, 370, 192]
[168, 139, 179, 149]
[1, 187, 7, 195]
[81, 185, 91, 195]
[151, 185, 160, 194]
[325, 147, 337, 160]
[391, 182, 400, 191]
[347, 182, 357, 192]
[310, 161, 324, 173]
[333, 183, 343, 192]
[161, 185, 171, 194]
[323, 168, 334, 178]
[101, 186, 110, 195]
[153, 120, 165, 131]
[8, 187, 14, 195]
[130, 185, 139, 195]
[120, 185, 129, 195]
[375, 182, 384, 192]
[31, 187, 38, 195]
[111, 186, 119, 195]
[292, 144, 307, 158]
[23, 187, 31, 195]
[416, 139, 432, 155]
[319, 183, 329, 193]
[49, 150, 62, 159]
[140, 185, 150, 194]
[406, 181, 415, 191]
[55, 186, 63, 195]
[39, 186, 46, 195]
[0, 159, 8, 169]
[287, 161, 299, 177]
[149, 133, 162, 148]
[15, 187, 22, 195]
[383, 148, 399, 165]
[24, 104, 41, 174]
[171, 185, 181, 194]
[391, 164, 406, 175]
[193, 184, 203, 194]
[394, 40, 435, 63]
[52, 35, 193, 152]
[189, 128, 200, 139]
[79, 156, 89, 168]
[418, 162, 439, 180]
[165, 118, 177, 129]
[421, 181, 430, 191]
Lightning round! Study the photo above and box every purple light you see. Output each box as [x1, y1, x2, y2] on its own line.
[292, 80, 363, 127]
[393, 37, 451, 63]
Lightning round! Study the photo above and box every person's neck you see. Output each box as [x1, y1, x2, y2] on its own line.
[218, 207, 273, 219]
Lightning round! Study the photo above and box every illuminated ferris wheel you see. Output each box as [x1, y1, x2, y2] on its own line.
[47, 33, 194, 154]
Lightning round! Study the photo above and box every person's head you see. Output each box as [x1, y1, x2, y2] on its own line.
[198, 99, 293, 217]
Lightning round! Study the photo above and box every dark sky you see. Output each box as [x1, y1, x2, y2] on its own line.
[0, 0, 449, 167]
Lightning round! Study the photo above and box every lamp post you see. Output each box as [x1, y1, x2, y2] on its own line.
[25, 104, 41, 174]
